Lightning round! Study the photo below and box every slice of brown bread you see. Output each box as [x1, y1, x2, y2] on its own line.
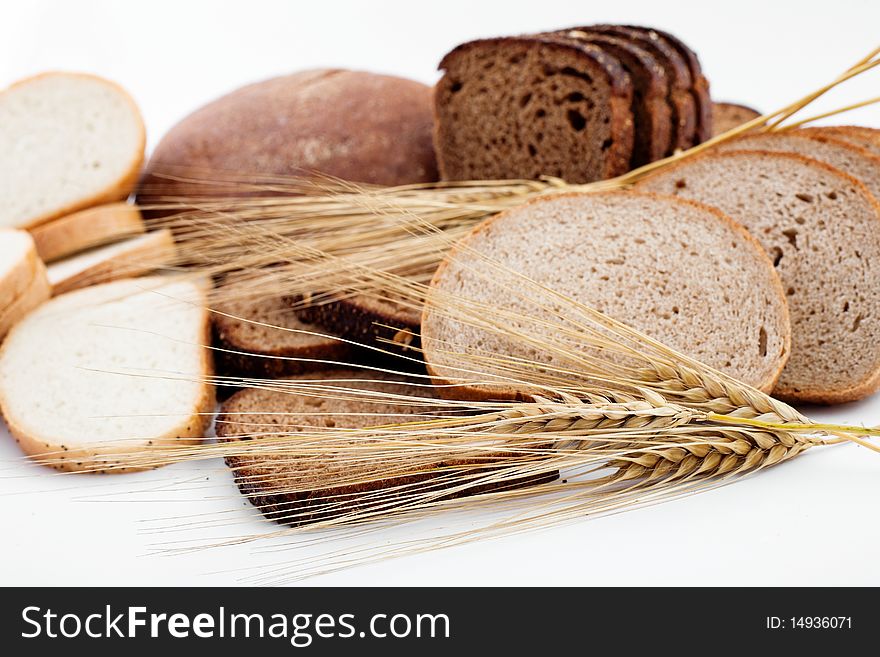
[712, 102, 762, 136]
[797, 126, 880, 157]
[554, 29, 672, 166]
[636, 150, 880, 403]
[584, 24, 697, 153]
[626, 25, 713, 143]
[217, 370, 557, 525]
[713, 130, 880, 201]
[434, 35, 634, 183]
[421, 191, 790, 401]
[213, 296, 351, 379]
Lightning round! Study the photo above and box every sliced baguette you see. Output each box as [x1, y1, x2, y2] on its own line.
[0, 73, 145, 229]
[0, 259, 50, 340]
[421, 191, 790, 401]
[218, 370, 556, 525]
[714, 130, 880, 200]
[637, 150, 880, 403]
[46, 229, 175, 296]
[30, 202, 145, 263]
[1, 229, 39, 311]
[213, 296, 351, 379]
[0, 277, 214, 472]
[712, 102, 762, 136]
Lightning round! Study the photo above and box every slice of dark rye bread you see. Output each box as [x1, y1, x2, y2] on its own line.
[553, 30, 672, 166]
[434, 35, 634, 183]
[213, 296, 351, 379]
[797, 126, 880, 158]
[712, 102, 762, 136]
[217, 370, 557, 525]
[636, 150, 880, 404]
[581, 25, 698, 153]
[421, 191, 790, 401]
[713, 130, 880, 201]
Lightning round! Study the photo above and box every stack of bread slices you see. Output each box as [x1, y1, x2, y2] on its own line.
[0, 73, 211, 471]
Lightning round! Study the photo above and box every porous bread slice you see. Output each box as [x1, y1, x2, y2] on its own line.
[636, 150, 880, 403]
[0, 277, 214, 472]
[294, 293, 421, 353]
[0, 229, 39, 310]
[434, 35, 634, 183]
[0, 260, 50, 340]
[714, 130, 880, 201]
[46, 228, 175, 295]
[555, 29, 672, 165]
[213, 295, 351, 379]
[421, 191, 790, 401]
[218, 370, 556, 525]
[584, 24, 697, 153]
[627, 25, 713, 142]
[712, 102, 762, 136]
[0, 73, 145, 229]
[798, 126, 880, 157]
[30, 202, 145, 263]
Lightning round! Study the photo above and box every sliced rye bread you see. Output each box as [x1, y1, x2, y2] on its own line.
[636, 150, 880, 403]
[46, 229, 175, 296]
[421, 191, 790, 401]
[582, 25, 697, 153]
[624, 25, 713, 143]
[0, 277, 214, 472]
[797, 126, 880, 157]
[713, 130, 880, 201]
[712, 102, 763, 136]
[294, 292, 421, 354]
[0, 73, 145, 229]
[0, 259, 50, 341]
[217, 369, 557, 525]
[554, 29, 672, 166]
[213, 295, 352, 379]
[1, 229, 40, 311]
[30, 202, 145, 263]
[434, 35, 634, 183]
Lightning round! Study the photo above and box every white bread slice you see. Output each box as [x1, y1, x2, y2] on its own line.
[47, 229, 176, 296]
[0, 259, 50, 340]
[422, 191, 790, 401]
[0, 73, 145, 229]
[637, 150, 880, 403]
[1, 229, 39, 310]
[30, 202, 145, 263]
[0, 277, 214, 472]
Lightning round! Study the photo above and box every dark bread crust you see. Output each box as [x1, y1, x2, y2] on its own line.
[435, 35, 634, 182]
[137, 69, 438, 211]
[623, 25, 713, 143]
[554, 29, 672, 166]
[582, 25, 697, 153]
[218, 371, 557, 525]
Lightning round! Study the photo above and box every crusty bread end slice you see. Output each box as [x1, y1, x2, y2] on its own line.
[0, 276, 214, 472]
[46, 228, 175, 296]
[0, 72, 145, 229]
[30, 202, 145, 263]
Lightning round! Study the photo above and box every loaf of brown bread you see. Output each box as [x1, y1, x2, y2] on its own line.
[712, 102, 762, 136]
[434, 36, 634, 183]
[554, 29, 672, 166]
[138, 70, 440, 373]
[218, 370, 556, 525]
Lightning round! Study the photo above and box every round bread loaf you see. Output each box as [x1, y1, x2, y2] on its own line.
[421, 191, 791, 401]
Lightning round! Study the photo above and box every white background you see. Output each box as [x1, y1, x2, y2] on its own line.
[1, 0, 879, 586]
